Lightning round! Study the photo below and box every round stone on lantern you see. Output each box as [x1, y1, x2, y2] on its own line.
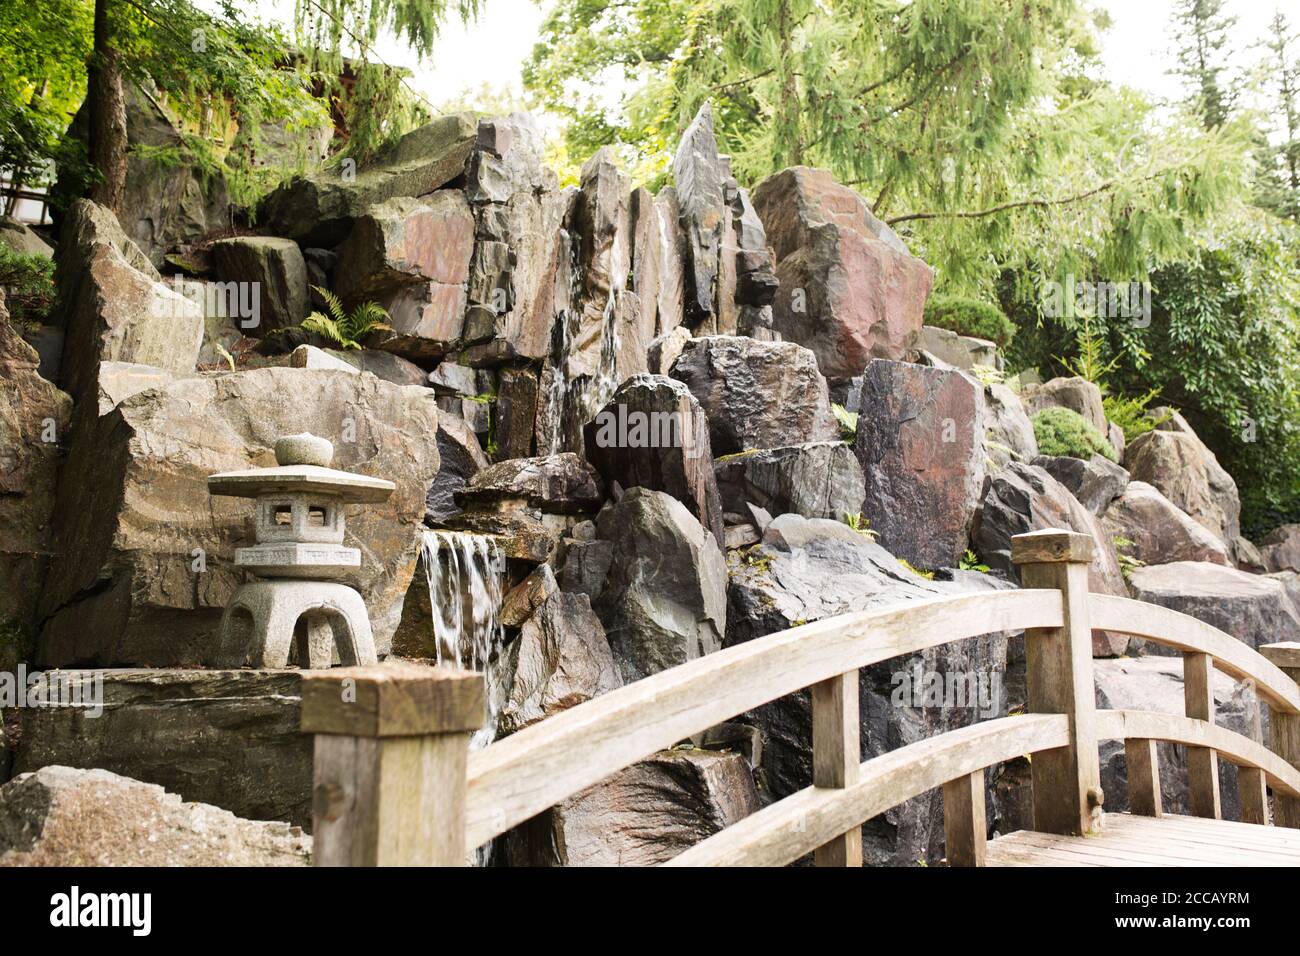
[208, 433, 396, 669]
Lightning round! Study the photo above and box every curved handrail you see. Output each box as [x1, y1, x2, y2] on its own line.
[1095, 709, 1300, 798]
[465, 589, 1063, 848]
[666, 714, 1070, 867]
[1089, 594, 1300, 715]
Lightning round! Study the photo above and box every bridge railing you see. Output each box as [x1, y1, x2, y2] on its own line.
[301, 529, 1300, 866]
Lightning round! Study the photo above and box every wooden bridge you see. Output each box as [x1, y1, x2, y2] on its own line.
[299, 529, 1300, 867]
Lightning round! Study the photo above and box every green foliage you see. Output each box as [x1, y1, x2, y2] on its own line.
[300, 286, 392, 350]
[923, 295, 1016, 348]
[0, 246, 56, 330]
[959, 550, 990, 573]
[842, 512, 878, 540]
[1113, 536, 1144, 581]
[1032, 407, 1118, 462]
[831, 403, 858, 441]
[1102, 389, 1170, 443]
[897, 558, 935, 580]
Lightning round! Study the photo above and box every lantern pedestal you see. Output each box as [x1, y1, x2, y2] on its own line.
[217, 579, 377, 668]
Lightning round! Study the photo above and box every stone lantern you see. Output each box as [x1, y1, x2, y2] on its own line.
[208, 433, 395, 669]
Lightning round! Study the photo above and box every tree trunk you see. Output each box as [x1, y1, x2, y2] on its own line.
[87, 0, 127, 213]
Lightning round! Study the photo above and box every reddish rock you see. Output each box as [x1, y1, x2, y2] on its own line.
[1126, 422, 1240, 547]
[752, 166, 933, 379]
[853, 359, 984, 568]
[1102, 481, 1232, 567]
[1260, 524, 1300, 573]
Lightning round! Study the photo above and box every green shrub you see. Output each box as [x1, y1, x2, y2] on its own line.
[1103, 389, 1172, 444]
[1032, 407, 1118, 462]
[923, 295, 1016, 348]
[0, 244, 55, 330]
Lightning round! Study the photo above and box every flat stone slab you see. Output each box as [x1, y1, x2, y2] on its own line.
[208, 464, 395, 502]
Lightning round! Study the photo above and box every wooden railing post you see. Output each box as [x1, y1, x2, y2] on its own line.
[811, 670, 862, 866]
[943, 771, 987, 866]
[301, 662, 486, 866]
[1182, 652, 1222, 819]
[1011, 529, 1102, 836]
[1125, 739, 1162, 817]
[1260, 642, 1300, 829]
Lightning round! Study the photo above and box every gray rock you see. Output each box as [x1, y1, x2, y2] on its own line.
[752, 166, 933, 380]
[0, 217, 52, 257]
[259, 113, 479, 245]
[456, 453, 603, 514]
[983, 382, 1039, 472]
[714, 442, 863, 523]
[1127, 561, 1300, 653]
[673, 103, 729, 330]
[498, 590, 621, 735]
[0, 766, 311, 866]
[594, 488, 727, 683]
[425, 408, 489, 524]
[854, 359, 985, 569]
[1126, 416, 1241, 547]
[499, 748, 759, 866]
[1260, 524, 1300, 573]
[38, 367, 439, 665]
[1095, 657, 1261, 823]
[918, 325, 1001, 371]
[560, 538, 615, 604]
[668, 335, 840, 456]
[1031, 453, 1129, 515]
[1101, 481, 1232, 567]
[584, 374, 725, 542]
[11, 669, 311, 826]
[1021, 376, 1107, 433]
[208, 237, 308, 336]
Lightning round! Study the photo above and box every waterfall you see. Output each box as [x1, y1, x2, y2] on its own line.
[420, 529, 506, 749]
[584, 226, 626, 420]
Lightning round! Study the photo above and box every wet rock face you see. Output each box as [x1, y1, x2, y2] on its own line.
[1127, 561, 1300, 653]
[715, 441, 864, 521]
[1126, 413, 1241, 548]
[498, 590, 621, 735]
[37, 368, 439, 666]
[11, 669, 311, 826]
[724, 514, 1011, 864]
[1101, 480, 1232, 567]
[0, 291, 72, 634]
[55, 200, 203, 410]
[0, 766, 311, 866]
[455, 452, 604, 514]
[584, 375, 725, 542]
[971, 461, 1129, 655]
[499, 748, 759, 866]
[425, 408, 490, 525]
[593, 488, 728, 683]
[853, 359, 985, 569]
[208, 237, 309, 335]
[259, 113, 479, 246]
[752, 166, 933, 380]
[1094, 657, 1261, 823]
[668, 335, 840, 456]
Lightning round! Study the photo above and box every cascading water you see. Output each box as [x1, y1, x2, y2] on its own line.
[585, 228, 626, 420]
[419, 529, 506, 750]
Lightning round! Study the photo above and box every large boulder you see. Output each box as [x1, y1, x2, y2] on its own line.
[11, 669, 311, 825]
[208, 237, 308, 335]
[455, 453, 603, 515]
[426, 408, 490, 525]
[593, 488, 728, 683]
[499, 748, 759, 866]
[1031, 453, 1129, 516]
[715, 441, 864, 521]
[0, 217, 53, 257]
[54, 200, 203, 409]
[752, 166, 933, 380]
[497, 590, 621, 735]
[673, 103, 730, 331]
[0, 291, 72, 636]
[1095, 657, 1261, 823]
[630, 187, 686, 340]
[584, 375, 724, 542]
[1127, 561, 1300, 652]
[668, 335, 839, 455]
[725, 513, 1012, 864]
[1101, 481, 1232, 567]
[917, 326, 1001, 371]
[1021, 376, 1107, 433]
[854, 359, 984, 569]
[259, 113, 479, 245]
[0, 766, 311, 866]
[982, 382, 1038, 472]
[37, 368, 439, 666]
[1260, 524, 1300, 573]
[1126, 416, 1241, 547]
[971, 461, 1129, 655]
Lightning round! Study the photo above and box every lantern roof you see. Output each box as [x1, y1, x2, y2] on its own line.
[207, 433, 396, 503]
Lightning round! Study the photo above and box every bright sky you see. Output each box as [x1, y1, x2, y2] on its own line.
[256, 0, 1300, 117]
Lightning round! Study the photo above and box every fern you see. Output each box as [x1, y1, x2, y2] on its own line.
[300, 285, 393, 350]
[831, 403, 858, 441]
[842, 512, 879, 540]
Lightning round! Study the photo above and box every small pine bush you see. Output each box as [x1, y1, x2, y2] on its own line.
[923, 295, 1016, 348]
[1032, 407, 1118, 462]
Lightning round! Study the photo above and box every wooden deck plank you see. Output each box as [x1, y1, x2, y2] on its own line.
[988, 813, 1300, 867]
